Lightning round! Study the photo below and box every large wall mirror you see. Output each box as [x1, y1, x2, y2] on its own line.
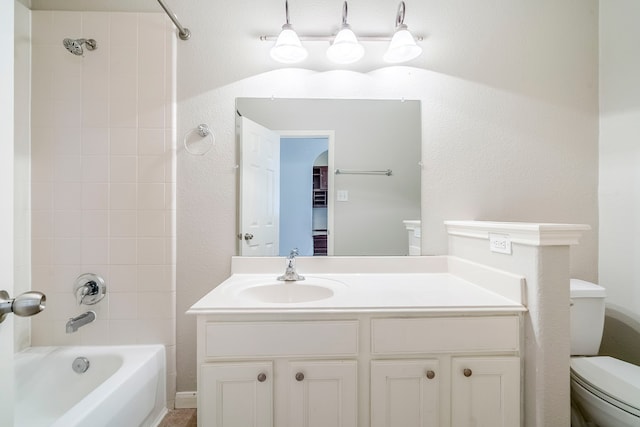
[236, 98, 421, 257]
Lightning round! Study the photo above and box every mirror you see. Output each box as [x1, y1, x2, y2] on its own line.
[236, 98, 421, 257]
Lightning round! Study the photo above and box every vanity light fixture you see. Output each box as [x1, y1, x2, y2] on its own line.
[270, 0, 308, 64]
[383, 1, 423, 63]
[263, 1, 423, 65]
[326, 2, 365, 64]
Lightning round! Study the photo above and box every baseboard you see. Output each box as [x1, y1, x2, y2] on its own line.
[175, 391, 197, 409]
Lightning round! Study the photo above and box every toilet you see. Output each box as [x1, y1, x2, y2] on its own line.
[569, 278, 640, 426]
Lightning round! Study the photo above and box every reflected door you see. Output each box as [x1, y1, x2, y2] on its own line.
[238, 116, 280, 256]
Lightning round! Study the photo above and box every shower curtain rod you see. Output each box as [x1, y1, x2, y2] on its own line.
[157, 0, 191, 40]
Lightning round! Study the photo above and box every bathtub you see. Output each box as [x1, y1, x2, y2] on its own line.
[15, 345, 167, 427]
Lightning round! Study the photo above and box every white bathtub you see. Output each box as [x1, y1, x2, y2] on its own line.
[15, 345, 167, 427]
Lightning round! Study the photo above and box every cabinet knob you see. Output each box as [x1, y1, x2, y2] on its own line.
[463, 368, 473, 377]
[295, 372, 305, 381]
[257, 373, 267, 382]
[426, 370, 435, 379]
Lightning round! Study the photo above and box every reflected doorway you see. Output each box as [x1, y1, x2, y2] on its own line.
[279, 135, 333, 256]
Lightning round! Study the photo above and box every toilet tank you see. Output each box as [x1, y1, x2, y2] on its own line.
[570, 279, 607, 356]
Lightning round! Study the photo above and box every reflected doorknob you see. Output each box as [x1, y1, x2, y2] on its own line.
[244, 233, 254, 241]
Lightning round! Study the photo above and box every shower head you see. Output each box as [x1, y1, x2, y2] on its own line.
[63, 38, 97, 56]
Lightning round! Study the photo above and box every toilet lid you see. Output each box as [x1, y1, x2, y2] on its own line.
[571, 356, 640, 412]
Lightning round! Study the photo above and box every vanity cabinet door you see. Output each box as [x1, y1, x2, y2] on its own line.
[450, 357, 520, 427]
[370, 360, 440, 427]
[286, 360, 358, 427]
[200, 362, 273, 427]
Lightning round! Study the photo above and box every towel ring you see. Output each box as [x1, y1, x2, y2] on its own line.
[183, 124, 214, 155]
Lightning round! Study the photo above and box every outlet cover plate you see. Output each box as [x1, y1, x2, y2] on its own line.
[489, 233, 512, 255]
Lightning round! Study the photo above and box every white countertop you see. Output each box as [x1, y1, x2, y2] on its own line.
[188, 263, 527, 315]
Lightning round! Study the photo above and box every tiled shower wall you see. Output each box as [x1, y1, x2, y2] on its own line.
[29, 11, 177, 406]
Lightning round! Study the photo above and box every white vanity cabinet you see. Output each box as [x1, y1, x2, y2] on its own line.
[197, 319, 359, 427]
[368, 316, 521, 427]
[196, 314, 521, 427]
[450, 356, 520, 427]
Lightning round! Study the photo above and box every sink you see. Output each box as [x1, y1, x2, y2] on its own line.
[239, 282, 335, 303]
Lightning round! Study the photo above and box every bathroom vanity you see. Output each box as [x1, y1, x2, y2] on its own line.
[189, 256, 526, 427]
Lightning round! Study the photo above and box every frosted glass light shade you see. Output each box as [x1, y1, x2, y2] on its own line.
[326, 27, 364, 64]
[383, 26, 422, 63]
[270, 25, 308, 64]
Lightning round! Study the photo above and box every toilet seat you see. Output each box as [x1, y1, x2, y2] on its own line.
[570, 356, 640, 417]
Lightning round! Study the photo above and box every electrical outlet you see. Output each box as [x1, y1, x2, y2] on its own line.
[337, 190, 349, 201]
[489, 233, 512, 254]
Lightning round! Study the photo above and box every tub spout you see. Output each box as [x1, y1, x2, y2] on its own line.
[66, 310, 96, 333]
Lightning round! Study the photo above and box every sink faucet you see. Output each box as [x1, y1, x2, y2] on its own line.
[66, 310, 96, 333]
[277, 248, 305, 282]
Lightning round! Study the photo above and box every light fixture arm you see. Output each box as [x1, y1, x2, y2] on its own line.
[395, 1, 406, 28]
[342, 1, 349, 26]
[285, 0, 290, 25]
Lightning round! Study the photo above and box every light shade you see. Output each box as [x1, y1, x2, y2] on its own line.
[383, 25, 422, 63]
[326, 26, 364, 64]
[270, 24, 308, 64]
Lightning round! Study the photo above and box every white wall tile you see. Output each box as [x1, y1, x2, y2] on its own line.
[31, 183, 54, 211]
[109, 210, 137, 237]
[138, 211, 165, 237]
[54, 155, 82, 182]
[109, 13, 138, 47]
[53, 127, 82, 155]
[108, 265, 138, 293]
[82, 155, 109, 183]
[31, 13, 176, 393]
[53, 238, 82, 265]
[32, 211, 53, 238]
[54, 210, 82, 237]
[82, 183, 109, 210]
[110, 156, 137, 183]
[109, 238, 137, 265]
[137, 265, 171, 292]
[110, 183, 137, 209]
[138, 238, 165, 264]
[81, 128, 109, 155]
[138, 128, 165, 155]
[82, 210, 108, 237]
[54, 182, 82, 210]
[138, 155, 165, 183]
[138, 183, 165, 209]
[82, 238, 109, 265]
[110, 128, 138, 155]
[109, 292, 139, 319]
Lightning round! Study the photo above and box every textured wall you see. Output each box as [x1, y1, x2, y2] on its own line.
[175, 0, 599, 393]
[29, 11, 177, 406]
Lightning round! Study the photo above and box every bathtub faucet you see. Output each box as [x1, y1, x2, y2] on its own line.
[66, 310, 96, 333]
[277, 248, 305, 282]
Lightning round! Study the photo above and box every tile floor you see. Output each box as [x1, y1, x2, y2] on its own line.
[159, 409, 197, 427]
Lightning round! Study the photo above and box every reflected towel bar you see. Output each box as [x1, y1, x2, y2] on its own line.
[157, 0, 191, 40]
[335, 169, 393, 176]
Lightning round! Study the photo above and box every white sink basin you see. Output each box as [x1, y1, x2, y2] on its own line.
[239, 282, 335, 303]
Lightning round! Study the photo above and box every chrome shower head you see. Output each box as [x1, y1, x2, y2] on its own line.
[63, 38, 97, 56]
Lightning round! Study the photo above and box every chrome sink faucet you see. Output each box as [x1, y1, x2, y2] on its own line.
[66, 310, 96, 333]
[277, 248, 305, 282]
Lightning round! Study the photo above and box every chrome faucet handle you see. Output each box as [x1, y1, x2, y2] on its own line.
[74, 273, 106, 305]
[289, 248, 299, 258]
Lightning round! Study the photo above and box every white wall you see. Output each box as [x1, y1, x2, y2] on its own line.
[599, 0, 640, 316]
[175, 0, 599, 392]
[28, 11, 177, 406]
